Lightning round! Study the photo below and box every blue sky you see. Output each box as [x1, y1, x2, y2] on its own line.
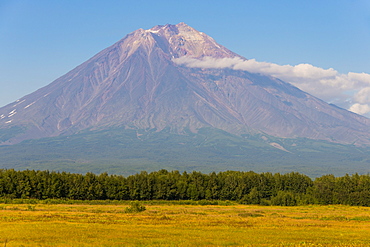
[1, 0, 370, 114]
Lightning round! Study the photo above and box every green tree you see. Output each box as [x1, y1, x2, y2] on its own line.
[271, 191, 297, 206]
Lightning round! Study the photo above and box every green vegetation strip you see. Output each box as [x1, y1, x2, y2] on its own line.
[1, 169, 370, 206]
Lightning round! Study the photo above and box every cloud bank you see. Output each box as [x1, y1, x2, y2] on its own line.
[173, 56, 370, 117]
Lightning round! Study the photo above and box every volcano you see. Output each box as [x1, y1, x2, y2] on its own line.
[1, 23, 370, 147]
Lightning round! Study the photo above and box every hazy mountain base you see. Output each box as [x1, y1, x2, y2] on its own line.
[0, 127, 369, 177]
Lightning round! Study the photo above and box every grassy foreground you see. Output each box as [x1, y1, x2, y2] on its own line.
[1, 202, 370, 246]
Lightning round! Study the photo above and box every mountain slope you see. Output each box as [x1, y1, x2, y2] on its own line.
[1, 23, 370, 146]
[1, 127, 370, 177]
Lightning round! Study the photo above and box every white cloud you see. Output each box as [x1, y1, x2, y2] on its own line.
[173, 56, 370, 117]
[354, 87, 370, 104]
[349, 103, 370, 115]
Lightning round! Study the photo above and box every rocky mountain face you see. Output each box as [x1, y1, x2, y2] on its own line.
[1, 22, 370, 145]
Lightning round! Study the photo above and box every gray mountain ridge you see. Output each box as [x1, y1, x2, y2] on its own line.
[1, 22, 370, 146]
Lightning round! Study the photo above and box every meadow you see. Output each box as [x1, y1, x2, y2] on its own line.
[1, 201, 370, 246]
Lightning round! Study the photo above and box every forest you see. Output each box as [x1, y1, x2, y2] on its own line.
[1, 169, 370, 206]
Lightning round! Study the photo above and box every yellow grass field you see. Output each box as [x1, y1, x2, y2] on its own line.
[1, 202, 370, 246]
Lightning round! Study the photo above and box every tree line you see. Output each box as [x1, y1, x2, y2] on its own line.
[1, 169, 370, 206]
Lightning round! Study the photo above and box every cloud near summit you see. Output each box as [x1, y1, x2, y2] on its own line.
[173, 56, 370, 117]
